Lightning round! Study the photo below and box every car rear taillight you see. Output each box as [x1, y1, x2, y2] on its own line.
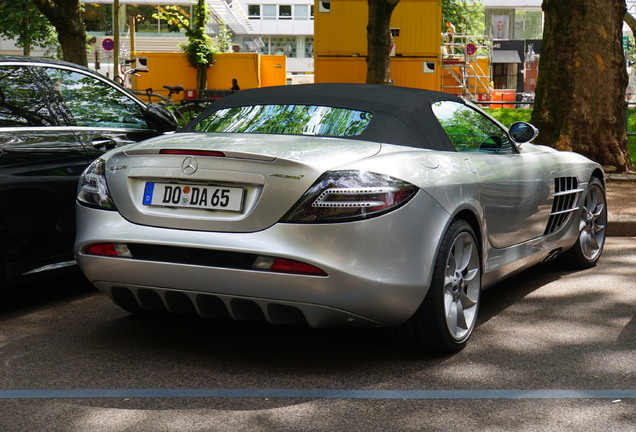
[252, 256, 327, 276]
[159, 149, 225, 157]
[77, 159, 116, 210]
[281, 170, 418, 223]
[84, 243, 132, 257]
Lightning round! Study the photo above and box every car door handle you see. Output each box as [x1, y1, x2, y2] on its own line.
[90, 138, 118, 150]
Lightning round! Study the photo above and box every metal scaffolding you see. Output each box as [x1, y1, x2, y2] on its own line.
[441, 33, 493, 100]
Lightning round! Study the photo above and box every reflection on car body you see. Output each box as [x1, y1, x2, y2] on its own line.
[74, 84, 607, 353]
[0, 56, 176, 287]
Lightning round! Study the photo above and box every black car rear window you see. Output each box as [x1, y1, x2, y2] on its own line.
[192, 104, 372, 137]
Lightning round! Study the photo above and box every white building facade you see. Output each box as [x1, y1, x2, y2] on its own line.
[0, 1, 313, 77]
[481, 0, 543, 40]
[82, 0, 313, 76]
[236, 0, 314, 75]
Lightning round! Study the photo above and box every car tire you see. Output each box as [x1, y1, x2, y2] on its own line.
[559, 177, 607, 269]
[395, 219, 481, 353]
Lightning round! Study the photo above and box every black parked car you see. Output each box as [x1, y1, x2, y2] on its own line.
[0, 56, 176, 287]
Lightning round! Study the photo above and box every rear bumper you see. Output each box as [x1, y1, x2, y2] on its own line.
[74, 192, 450, 327]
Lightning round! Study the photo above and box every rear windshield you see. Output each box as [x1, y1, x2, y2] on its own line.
[192, 104, 372, 137]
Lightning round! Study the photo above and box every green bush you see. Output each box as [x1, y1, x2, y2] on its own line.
[483, 108, 532, 126]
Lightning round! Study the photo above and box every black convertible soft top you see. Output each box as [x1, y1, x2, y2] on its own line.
[182, 83, 463, 151]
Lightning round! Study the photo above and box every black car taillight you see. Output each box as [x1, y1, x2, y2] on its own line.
[281, 170, 418, 223]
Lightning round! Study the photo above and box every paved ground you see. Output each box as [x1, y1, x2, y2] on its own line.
[0, 172, 633, 431]
[0, 236, 634, 431]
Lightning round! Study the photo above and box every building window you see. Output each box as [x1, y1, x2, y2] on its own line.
[270, 36, 298, 57]
[318, 1, 330, 13]
[84, 4, 113, 34]
[244, 3, 315, 22]
[262, 4, 276, 20]
[279, 5, 292, 19]
[272, 37, 296, 57]
[294, 5, 308, 20]
[83, 3, 190, 36]
[128, 4, 159, 34]
[486, 8, 543, 40]
[304, 37, 313, 58]
[248, 4, 260, 19]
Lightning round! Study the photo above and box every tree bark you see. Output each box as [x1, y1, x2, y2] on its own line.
[366, 0, 400, 84]
[22, 1, 32, 56]
[196, 64, 208, 92]
[531, 0, 632, 172]
[31, 0, 87, 66]
[194, 0, 208, 91]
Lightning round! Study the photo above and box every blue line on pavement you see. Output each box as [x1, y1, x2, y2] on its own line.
[0, 389, 635, 400]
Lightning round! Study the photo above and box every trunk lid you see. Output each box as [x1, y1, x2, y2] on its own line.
[104, 133, 381, 232]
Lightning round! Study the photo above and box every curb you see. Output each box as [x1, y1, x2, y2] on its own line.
[605, 174, 635, 236]
[608, 221, 636, 237]
[606, 172, 636, 181]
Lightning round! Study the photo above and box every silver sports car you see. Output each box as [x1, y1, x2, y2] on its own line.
[75, 84, 607, 353]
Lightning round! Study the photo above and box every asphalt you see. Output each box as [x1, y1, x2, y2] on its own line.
[606, 171, 636, 236]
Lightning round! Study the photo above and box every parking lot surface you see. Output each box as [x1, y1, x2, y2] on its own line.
[0, 237, 634, 431]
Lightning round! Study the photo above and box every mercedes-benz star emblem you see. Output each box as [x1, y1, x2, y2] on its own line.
[181, 157, 198, 175]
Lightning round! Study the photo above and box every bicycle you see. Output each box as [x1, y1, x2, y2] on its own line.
[133, 85, 202, 126]
[176, 89, 234, 120]
[114, 66, 148, 88]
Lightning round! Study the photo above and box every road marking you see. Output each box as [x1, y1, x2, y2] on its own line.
[0, 389, 635, 400]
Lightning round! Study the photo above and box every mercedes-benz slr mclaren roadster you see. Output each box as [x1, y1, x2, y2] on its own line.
[75, 84, 607, 353]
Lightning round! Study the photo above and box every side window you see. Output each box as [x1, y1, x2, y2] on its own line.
[0, 66, 57, 127]
[431, 101, 514, 154]
[42, 68, 149, 129]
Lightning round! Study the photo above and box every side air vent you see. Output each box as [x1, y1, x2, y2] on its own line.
[544, 177, 583, 235]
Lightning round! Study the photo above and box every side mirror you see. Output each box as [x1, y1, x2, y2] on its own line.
[144, 103, 178, 133]
[509, 122, 539, 144]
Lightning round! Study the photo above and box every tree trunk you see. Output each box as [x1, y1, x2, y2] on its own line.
[194, 0, 208, 91]
[366, 0, 400, 84]
[22, 2, 32, 56]
[31, 0, 87, 66]
[196, 64, 208, 93]
[531, 0, 632, 172]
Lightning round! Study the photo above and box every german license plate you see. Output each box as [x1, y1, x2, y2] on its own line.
[143, 182, 243, 212]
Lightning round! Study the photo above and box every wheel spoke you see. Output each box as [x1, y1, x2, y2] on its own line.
[446, 253, 457, 277]
[580, 228, 593, 257]
[452, 242, 464, 269]
[457, 241, 473, 271]
[447, 301, 459, 333]
[586, 189, 598, 211]
[589, 230, 600, 252]
[591, 203, 605, 220]
[455, 301, 468, 330]
[463, 268, 479, 283]
[459, 291, 477, 309]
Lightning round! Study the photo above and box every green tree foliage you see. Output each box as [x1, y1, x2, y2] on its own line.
[0, 0, 58, 56]
[155, 0, 217, 90]
[442, 0, 485, 35]
[216, 22, 234, 53]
